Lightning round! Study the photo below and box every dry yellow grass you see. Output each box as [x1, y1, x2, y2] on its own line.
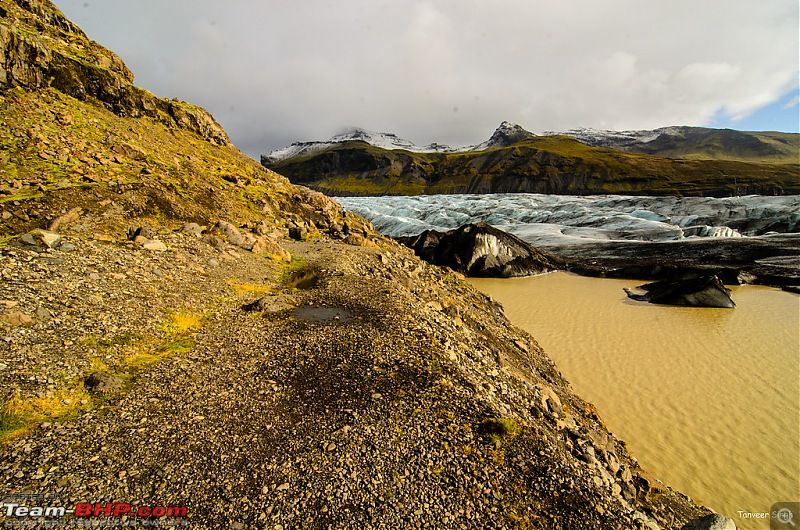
[0, 387, 90, 443]
[226, 279, 272, 295]
[161, 310, 205, 336]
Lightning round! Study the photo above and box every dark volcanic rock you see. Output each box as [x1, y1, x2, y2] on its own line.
[399, 223, 562, 277]
[624, 275, 736, 308]
[558, 234, 800, 288]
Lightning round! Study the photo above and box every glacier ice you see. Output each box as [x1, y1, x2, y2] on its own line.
[339, 193, 799, 249]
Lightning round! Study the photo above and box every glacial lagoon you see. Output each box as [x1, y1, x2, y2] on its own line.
[470, 272, 799, 530]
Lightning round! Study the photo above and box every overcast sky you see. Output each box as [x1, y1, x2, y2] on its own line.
[54, 0, 799, 158]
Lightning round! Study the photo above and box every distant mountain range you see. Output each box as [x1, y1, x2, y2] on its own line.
[548, 126, 799, 164]
[262, 123, 799, 197]
[263, 121, 534, 164]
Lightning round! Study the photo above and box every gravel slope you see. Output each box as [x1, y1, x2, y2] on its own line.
[1, 226, 708, 529]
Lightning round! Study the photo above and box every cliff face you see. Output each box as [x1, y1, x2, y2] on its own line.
[0, 0, 228, 145]
[265, 136, 799, 198]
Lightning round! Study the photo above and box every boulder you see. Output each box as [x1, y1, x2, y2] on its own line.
[210, 220, 256, 250]
[398, 223, 562, 278]
[624, 275, 735, 308]
[84, 371, 125, 394]
[32, 230, 61, 249]
[288, 225, 308, 241]
[126, 226, 152, 241]
[681, 514, 737, 530]
[251, 235, 291, 261]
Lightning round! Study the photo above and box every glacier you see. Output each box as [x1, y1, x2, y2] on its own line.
[339, 194, 800, 248]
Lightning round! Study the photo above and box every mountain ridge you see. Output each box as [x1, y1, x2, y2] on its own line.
[264, 130, 799, 198]
[263, 121, 533, 165]
[264, 122, 799, 165]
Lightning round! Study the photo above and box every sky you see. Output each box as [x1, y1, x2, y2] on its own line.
[54, 0, 799, 158]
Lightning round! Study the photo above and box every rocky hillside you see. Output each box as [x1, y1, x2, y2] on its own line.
[263, 126, 799, 197]
[0, 1, 722, 528]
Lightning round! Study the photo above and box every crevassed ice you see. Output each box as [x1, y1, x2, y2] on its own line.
[340, 193, 799, 246]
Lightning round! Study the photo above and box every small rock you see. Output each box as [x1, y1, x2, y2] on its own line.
[32, 230, 61, 249]
[58, 242, 76, 252]
[0, 312, 34, 327]
[276, 483, 290, 492]
[17, 233, 40, 250]
[84, 372, 125, 394]
[35, 306, 52, 321]
[143, 240, 167, 251]
[426, 301, 443, 312]
[182, 222, 205, 237]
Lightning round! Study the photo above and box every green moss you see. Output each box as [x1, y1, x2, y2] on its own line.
[480, 417, 522, 445]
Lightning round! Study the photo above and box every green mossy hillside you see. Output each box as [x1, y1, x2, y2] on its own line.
[268, 136, 799, 197]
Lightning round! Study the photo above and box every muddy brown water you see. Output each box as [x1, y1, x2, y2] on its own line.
[470, 272, 800, 530]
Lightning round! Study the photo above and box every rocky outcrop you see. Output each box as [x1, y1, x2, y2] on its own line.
[0, 0, 229, 145]
[624, 275, 736, 308]
[399, 222, 563, 277]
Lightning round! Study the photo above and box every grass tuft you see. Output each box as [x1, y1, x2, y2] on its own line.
[161, 310, 205, 337]
[480, 417, 522, 445]
[0, 387, 90, 444]
[226, 279, 272, 295]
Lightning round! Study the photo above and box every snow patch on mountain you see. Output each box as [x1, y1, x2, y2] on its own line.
[542, 127, 666, 148]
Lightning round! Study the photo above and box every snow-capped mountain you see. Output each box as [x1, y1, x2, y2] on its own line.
[263, 128, 454, 165]
[469, 121, 536, 151]
[262, 122, 535, 164]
